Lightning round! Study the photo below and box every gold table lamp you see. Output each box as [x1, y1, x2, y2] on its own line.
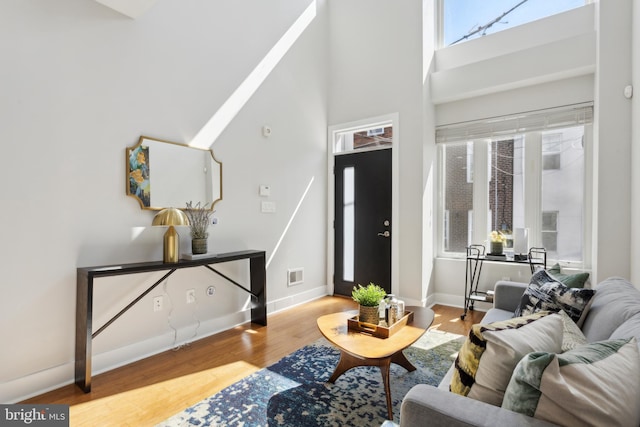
[152, 208, 190, 263]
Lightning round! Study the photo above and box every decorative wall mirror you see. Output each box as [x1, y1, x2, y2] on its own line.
[126, 136, 222, 211]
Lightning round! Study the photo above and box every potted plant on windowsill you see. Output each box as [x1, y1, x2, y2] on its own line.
[184, 201, 215, 255]
[352, 283, 387, 325]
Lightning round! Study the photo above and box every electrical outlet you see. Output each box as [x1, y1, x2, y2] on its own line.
[186, 289, 196, 304]
[207, 286, 216, 296]
[153, 296, 163, 312]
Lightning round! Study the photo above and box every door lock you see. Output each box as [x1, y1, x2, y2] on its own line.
[377, 231, 390, 238]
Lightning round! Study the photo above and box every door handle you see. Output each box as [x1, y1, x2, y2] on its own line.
[377, 231, 390, 238]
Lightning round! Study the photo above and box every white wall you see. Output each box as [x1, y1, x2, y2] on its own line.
[422, 0, 437, 305]
[328, 0, 426, 305]
[593, 0, 633, 283]
[632, 0, 640, 285]
[0, 0, 328, 402]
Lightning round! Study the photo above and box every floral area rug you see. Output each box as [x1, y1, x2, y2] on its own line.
[157, 330, 463, 427]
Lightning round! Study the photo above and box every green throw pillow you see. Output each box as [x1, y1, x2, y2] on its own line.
[502, 338, 640, 427]
[547, 263, 589, 288]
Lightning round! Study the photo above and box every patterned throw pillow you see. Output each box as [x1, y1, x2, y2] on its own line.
[450, 311, 563, 407]
[559, 309, 587, 352]
[547, 263, 590, 288]
[514, 269, 595, 326]
[502, 338, 640, 427]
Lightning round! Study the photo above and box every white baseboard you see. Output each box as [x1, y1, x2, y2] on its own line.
[266, 285, 329, 314]
[3, 286, 330, 404]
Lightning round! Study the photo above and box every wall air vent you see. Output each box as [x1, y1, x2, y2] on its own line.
[287, 268, 304, 286]
[367, 128, 385, 137]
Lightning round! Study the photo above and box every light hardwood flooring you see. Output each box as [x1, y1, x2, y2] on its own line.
[23, 297, 484, 426]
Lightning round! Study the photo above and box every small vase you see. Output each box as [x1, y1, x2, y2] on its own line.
[359, 305, 380, 325]
[192, 238, 208, 255]
[490, 241, 503, 255]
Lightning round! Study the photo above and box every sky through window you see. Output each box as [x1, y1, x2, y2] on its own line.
[443, 0, 587, 46]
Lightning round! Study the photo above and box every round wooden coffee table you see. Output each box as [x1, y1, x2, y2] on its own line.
[316, 306, 434, 420]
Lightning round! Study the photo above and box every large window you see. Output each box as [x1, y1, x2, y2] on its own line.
[440, 0, 588, 47]
[437, 105, 591, 265]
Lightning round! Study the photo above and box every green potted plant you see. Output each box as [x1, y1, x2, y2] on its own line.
[352, 283, 387, 325]
[184, 201, 215, 254]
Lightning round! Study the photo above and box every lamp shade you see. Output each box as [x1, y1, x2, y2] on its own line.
[152, 207, 189, 227]
[152, 208, 189, 263]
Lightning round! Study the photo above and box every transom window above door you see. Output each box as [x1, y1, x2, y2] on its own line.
[333, 126, 393, 154]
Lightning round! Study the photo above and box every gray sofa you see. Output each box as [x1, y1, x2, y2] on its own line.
[400, 277, 640, 427]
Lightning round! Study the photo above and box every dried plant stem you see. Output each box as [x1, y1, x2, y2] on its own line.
[185, 201, 214, 239]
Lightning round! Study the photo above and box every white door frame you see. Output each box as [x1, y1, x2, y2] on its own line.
[326, 112, 400, 295]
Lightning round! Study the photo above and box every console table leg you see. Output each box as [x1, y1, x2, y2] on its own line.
[75, 272, 92, 392]
[250, 254, 267, 326]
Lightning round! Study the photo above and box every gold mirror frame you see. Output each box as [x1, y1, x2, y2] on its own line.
[126, 136, 222, 211]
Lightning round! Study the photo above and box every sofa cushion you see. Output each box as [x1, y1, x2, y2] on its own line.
[478, 308, 514, 325]
[514, 269, 595, 326]
[610, 313, 640, 344]
[581, 277, 640, 342]
[547, 263, 590, 288]
[502, 338, 640, 427]
[450, 311, 563, 407]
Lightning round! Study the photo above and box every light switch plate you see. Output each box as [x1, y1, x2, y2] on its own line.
[261, 201, 276, 213]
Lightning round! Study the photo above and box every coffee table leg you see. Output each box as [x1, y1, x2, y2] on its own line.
[391, 350, 416, 372]
[379, 359, 393, 420]
[328, 351, 395, 420]
[328, 351, 361, 383]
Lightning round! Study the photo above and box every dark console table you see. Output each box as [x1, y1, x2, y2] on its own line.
[75, 249, 266, 393]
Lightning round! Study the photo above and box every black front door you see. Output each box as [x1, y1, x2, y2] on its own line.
[334, 148, 392, 296]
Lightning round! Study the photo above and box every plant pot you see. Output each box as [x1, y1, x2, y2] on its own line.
[490, 241, 503, 255]
[192, 238, 208, 255]
[359, 305, 380, 325]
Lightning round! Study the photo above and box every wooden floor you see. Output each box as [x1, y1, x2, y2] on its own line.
[23, 297, 484, 426]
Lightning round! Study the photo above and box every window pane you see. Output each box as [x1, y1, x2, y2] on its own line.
[542, 232, 558, 252]
[439, 125, 585, 262]
[543, 133, 562, 170]
[542, 211, 558, 231]
[543, 153, 561, 170]
[334, 126, 392, 153]
[541, 127, 584, 261]
[443, 143, 473, 252]
[443, 0, 586, 46]
[343, 167, 355, 282]
[489, 139, 517, 235]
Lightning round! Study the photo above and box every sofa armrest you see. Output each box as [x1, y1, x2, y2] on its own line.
[493, 280, 528, 312]
[400, 384, 558, 427]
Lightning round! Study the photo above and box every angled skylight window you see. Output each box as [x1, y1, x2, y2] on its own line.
[441, 0, 588, 47]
